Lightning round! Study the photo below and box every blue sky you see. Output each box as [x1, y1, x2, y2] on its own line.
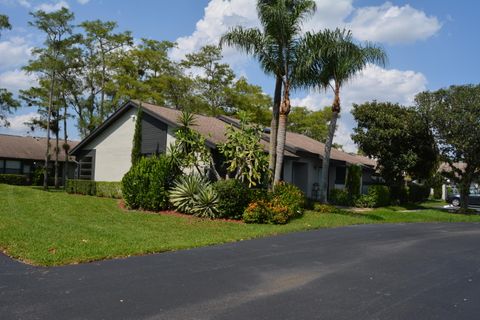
[0, 0, 479, 151]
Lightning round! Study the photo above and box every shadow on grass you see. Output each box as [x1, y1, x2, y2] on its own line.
[332, 209, 385, 221]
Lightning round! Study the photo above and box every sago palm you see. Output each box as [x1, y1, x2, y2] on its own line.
[298, 29, 387, 202]
[220, 0, 316, 186]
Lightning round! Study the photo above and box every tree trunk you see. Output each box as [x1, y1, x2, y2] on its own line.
[268, 76, 282, 187]
[273, 113, 288, 185]
[459, 169, 472, 213]
[54, 128, 59, 189]
[273, 85, 291, 186]
[63, 103, 68, 189]
[319, 85, 341, 203]
[44, 71, 55, 190]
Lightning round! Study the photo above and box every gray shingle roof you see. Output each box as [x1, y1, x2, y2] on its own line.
[138, 101, 375, 167]
[0, 134, 78, 161]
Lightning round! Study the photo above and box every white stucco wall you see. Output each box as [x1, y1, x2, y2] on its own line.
[83, 108, 178, 182]
[83, 108, 136, 181]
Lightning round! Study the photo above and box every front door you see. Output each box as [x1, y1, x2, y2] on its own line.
[292, 162, 308, 194]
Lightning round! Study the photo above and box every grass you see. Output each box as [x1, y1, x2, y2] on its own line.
[1, 184, 480, 266]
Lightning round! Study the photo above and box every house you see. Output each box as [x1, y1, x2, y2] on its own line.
[0, 134, 78, 184]
[70, 100, 377, 199]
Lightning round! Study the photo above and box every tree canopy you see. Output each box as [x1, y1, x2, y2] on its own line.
[416, 85, 480, 211]
[352, 101, 438, 189]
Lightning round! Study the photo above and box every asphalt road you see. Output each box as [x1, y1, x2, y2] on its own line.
[2, 223, 480, 320]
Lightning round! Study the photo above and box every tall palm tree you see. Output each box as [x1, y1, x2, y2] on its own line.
[221, 0, 316, 186]
[299, 29, 387, 202]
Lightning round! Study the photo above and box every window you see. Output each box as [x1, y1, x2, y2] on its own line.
[335, 166, 346, 185]
[23, 164, 31, 174]
[5, 160, 21, 174]
[79, 156, 94, 180]
[0, 160, 4, 174]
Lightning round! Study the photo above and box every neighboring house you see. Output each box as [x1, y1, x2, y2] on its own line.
[0, 134, 78, 184]
[70, 101, 377, 199]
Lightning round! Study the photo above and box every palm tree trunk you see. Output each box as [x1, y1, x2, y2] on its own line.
[268, 76, 282, 186]
[319, 85, 341, 203]
[319, 110, 339, 203]
[44, 71, 55, 190]
[273, 85, 290, 186]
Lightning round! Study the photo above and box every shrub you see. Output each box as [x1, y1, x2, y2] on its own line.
[170, 174, 205, 214]
[345, 164, 362, 199]
[249, 188, 270, 202]
[0, 174, 28, 185]
[242, 200, 289, 225]
[65, 179, 96, 195]
[313, 203, 337, 213]
[433, 185, 442, 200]
[170, 174, 220, 218]
[213, 179, 250, 220]
[122, 155, 177, 211]
[329, 188, 352, 206]
[32, 167, 44, 186]
[272, 182, 305, 218]
[96, 182, 122, 198]
[355, 185, 390, 207]
[408, 183, 431, 203]
[190, 186, 219, 218]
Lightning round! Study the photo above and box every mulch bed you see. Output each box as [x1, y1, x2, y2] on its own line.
[117, 200, 244, 223]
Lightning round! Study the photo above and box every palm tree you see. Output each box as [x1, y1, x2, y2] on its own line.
[299, 29, 387, 202]
[220, 0, 316, 186]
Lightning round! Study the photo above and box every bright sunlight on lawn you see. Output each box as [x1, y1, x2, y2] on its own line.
[2, 184, 480, 266]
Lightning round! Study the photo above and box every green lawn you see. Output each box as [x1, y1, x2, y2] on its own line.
[1, 184, 480, 266]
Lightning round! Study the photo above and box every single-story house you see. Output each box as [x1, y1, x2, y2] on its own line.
[70, 100, 378, 199]
[0, 133, 78, 184]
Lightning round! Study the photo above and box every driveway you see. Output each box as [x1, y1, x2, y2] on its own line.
[2, 223, 480, 320]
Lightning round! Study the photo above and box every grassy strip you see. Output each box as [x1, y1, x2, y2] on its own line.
[1, 184, 479, 266]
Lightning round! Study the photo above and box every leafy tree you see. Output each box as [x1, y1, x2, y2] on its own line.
[181, 45, 235, 115]
[170, 111, 219, 179]
[0, 14, 11, 35]
[299, 29, 386, 203]
[225, 77, 272, 126]
[0, 14, 19, 127]
[287, 106, 332, 142]
[218, 113, 269, 187]
[131, 106, 143, 165]
[351, 101, 438, 194]
[110, 39, 176, 107]
[77, 20, 133, 134]
[221, 0, 317, 186]
[0, 89, 20, 127]
[416, 85, 480, 212]
[23, 8, 75, 189]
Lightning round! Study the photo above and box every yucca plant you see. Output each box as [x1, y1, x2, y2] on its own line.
[170, 174, 204, 214]
[191, 186, 219, 219]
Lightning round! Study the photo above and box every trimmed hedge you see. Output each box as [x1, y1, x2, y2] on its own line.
[66, 180, 122, 198]
[0, 174, 29, 186]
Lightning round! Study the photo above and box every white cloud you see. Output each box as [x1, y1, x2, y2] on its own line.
[0, 0, 31, 8]
[348, 2, 442, 44]
[35, 0, 69, 12]
[291, 64, 427, 152]
[170, 0, 259, 65]
[0, 69, 36, 93]
[0, 111, 38, 134]
[0, 37, 33, 70]
[173, 0, 442, 64]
